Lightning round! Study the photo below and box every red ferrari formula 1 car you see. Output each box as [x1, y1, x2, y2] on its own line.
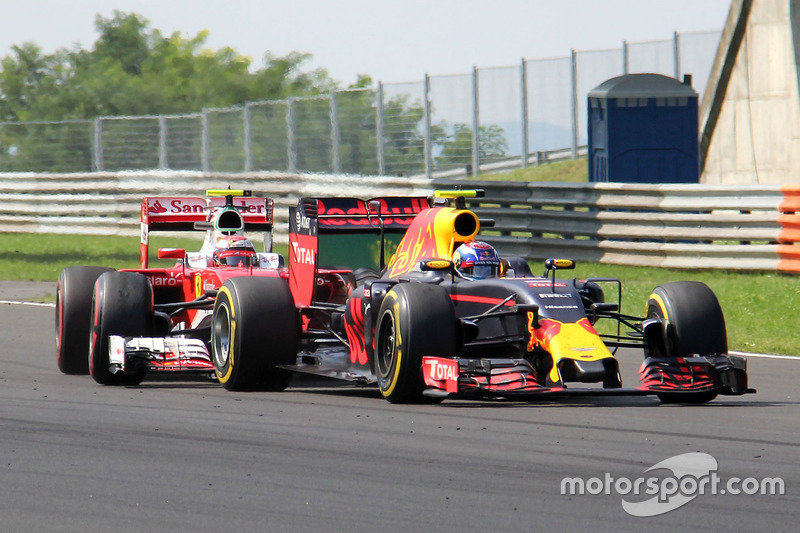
[55, 189, 283, 385]
[209, 190, 754, 404]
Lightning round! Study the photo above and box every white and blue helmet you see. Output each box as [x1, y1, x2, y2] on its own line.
[453, 241, 500, 279]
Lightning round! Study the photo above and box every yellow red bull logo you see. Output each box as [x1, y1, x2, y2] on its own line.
[526, 315, 614, 382]
[527, 315, 561, 352]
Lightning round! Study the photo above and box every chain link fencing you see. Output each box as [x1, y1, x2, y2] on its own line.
[0, 31, 720, 177]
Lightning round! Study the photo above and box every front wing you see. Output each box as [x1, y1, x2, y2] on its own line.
[421, 355, 755, 400]
[108, 336, 215, 376]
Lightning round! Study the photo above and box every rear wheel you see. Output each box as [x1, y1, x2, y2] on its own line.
[353, 267, 380, 285]
[374, 283, 459, 403]
[212, 277, 297, 391]
[55, 266, 114, 374]
[89, 272, 152, 386]
[646, 281, 727, 404]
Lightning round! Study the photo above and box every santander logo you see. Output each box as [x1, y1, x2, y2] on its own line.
[148, 200, 168, 214]
[147, 198, 205, 215]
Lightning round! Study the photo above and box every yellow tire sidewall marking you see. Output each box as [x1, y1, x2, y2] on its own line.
[648, 292, 669, 322]
[215, 285, 236, 383]
[380, 291, 402, 398]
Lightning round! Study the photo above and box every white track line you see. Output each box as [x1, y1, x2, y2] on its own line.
[0, 300, 55, 308]
[729, 350, 799, 360]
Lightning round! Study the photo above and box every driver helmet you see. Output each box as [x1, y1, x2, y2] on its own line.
[452, 241, 500, 280]
[213, 235, 257, 267]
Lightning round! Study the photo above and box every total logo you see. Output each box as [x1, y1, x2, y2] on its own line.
[422, 357, 459, 393]
[291, 242, 316, 265]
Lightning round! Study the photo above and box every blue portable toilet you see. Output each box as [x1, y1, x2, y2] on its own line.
[588, 73, 699, 183]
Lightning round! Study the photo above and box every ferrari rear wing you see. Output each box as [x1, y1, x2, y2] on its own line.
[139, 190, 274, 267]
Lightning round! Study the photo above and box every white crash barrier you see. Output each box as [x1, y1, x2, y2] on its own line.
[2, 172, 799, 272]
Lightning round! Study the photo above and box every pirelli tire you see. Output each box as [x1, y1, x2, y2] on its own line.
[374, 283, 459, 404]
[89, 271, 152, 386]
[55, 266, 115, 375]
[647, 281, 727, 404]
[212, 277, 297, 391]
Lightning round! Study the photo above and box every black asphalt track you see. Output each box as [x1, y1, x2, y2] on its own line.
[1, 283, 797, 532]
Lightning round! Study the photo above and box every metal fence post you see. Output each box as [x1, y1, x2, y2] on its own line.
[623, 40, 629, 74]
[423, 74, 433, 180]
[92, 117, 104, 172]
[673, 31, 681, 79]
[158, 115, 168, 169]
[472, 66, 480, 176]
[244, 103, 252, 172]
[287, 98, 297, 173]
[570, 49, 579, 160]
[520, 58, 529, 169]
[330, 91, 341, 173]
[201, 109, 210, 173]
[376, 82, 386, 176]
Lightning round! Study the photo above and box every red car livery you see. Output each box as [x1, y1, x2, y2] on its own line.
[56, 189, 284, 385]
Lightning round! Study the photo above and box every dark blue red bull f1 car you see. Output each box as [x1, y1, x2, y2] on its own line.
[210, 190, 754, 403]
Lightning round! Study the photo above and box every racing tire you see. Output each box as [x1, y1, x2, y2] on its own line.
[353, 267, 380, 285]
[89, 272, 152, 386]
[374, 283, 459, 404]
[212, 277, 297, 391]
[55, 266, 114, 374]
[647, 281, 727, 404]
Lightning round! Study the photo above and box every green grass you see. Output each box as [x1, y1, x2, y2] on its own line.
[1, 232, 797, 355]
[470, 158, 588, 182]
[570, 262, 799, 357]
[0, 233, 288, 281]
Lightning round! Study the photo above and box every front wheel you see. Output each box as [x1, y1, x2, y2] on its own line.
[374, 283, 459, 403]
[647, 281, 727, 358]
[212, 277, 297, 391]
[646, 281, 727, 404]
[89, 272, 152, 386]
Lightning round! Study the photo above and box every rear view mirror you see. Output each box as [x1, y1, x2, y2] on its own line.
[419, 259, 455, 272]
[158, 248, 186, 260]
[544, 258, 576, 271]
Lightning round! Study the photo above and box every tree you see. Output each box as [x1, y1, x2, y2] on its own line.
[0, 43, 68, 122]
[380, 94, 448, 176]
[0, 11, 344, 172]
[436, 123, 508, 170]
[0, 10, 498, 176]
[94, 11, 149, 75]
[0, 11, 339, 121]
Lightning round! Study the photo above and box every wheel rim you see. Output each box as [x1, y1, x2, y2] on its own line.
[376, 310, 396, 379]
[213, 302, 232, 369]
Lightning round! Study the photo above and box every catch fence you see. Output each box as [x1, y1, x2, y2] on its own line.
[0, 31, 719, 178]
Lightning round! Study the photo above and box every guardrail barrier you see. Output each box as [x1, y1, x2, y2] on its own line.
[1, 173, 798, 274]
[436, 180, 798, 273]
